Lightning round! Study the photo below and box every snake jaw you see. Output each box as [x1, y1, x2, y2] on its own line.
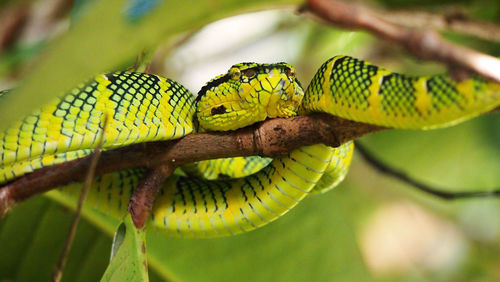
[261, 69, 304, 119]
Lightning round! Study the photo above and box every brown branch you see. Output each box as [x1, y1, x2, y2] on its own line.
[0, 0, 75, 53]
[304, 0, 500, 83]
[0, 114, 383, 217]
[383, 9, 500, 43]
[128, 164, 175, 228]
[0, 4, 29, 52]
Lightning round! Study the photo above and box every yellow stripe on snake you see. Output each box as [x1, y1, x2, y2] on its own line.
[1, 56, 499, 237]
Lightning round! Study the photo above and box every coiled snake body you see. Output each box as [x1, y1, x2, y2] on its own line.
[1, 56, 499, 237]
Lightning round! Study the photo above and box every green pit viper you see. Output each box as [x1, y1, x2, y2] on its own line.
[1, 55, 499, 237]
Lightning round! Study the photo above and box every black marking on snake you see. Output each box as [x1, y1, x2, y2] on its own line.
[205, 179, 219, 212]
[255, 194, 263, 204]
[245, 64, 292, 75]
[239, 207, 257, 227]
[427, 76, 465, 111]
[239, 208, 246, 221]
[214, 181, 230, 209]
[242, 157, 253, 172]
[195, 179, 209, 213]
[171, 181, 180, 213]
[185, 179, 197, 214]
[53, 80, 99, 137]
[262, 165, 275, 185]
[331, 56, 347, 74]
[118, 170, 128, 196]
[247, 177, 259, 197]
[125, 73, 151, 128]
[197, 64, 295, 102]
[241, 179, 251, 202]
[109, 72, 164, 139]
[294, 77, 303, 89]
[168, 81, 192, 125]
[197, 74, 231, 101]
[217, 173, 231, 179]
[279, 158, 286, 169]
[178, 182, 188, 214]
[380, 73, 417, 116]
[211, 105, 226, 116]
[253, 174, 266, 192]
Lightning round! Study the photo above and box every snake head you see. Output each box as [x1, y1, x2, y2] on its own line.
[196, 62, 304, 131]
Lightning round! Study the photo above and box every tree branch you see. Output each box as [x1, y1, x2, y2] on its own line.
[383, 9, 500, 43]
[128, 164, 175, 228]
[0, 114, 383, 217]
[304, 0, 500, 83]
[0, 4, 28, 53]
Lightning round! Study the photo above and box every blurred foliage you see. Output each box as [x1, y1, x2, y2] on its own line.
[0, 0, 499, 281]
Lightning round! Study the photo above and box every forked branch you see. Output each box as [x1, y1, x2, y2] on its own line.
[0, 114, 383, 218]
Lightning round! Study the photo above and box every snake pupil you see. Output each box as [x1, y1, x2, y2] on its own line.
[211, 105, 226, 115]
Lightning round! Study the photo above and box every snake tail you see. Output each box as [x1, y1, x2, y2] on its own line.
[302, 55, 500, 129]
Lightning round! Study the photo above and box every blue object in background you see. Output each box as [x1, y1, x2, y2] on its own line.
[126, 0, 162, 22]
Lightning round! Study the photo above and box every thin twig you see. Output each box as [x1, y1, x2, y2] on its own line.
[355, 141, 500, 200]
[51, 116, 108, 282]
[0, 4, 29, 52]
[384, 9, 500, 43]
[304, 0, 500, 83]
[128, 164, 175, 228]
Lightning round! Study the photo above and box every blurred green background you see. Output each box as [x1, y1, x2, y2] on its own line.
[0, 0, 499, 281]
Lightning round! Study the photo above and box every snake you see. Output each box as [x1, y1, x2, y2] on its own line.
[1, 55, 499, 237]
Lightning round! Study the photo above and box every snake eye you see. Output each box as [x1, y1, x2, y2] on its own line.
[229, 68, 241, 80]
[242, 69, 256, 78]
[211, 105, 226, 115]
[285, 68, 295, 78]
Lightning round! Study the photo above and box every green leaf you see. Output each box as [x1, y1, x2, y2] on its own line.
[0, 197, 111, 281]
[102, 214, 148, 282]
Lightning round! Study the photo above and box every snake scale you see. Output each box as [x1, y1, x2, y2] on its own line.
[1, 56, 499, 237]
